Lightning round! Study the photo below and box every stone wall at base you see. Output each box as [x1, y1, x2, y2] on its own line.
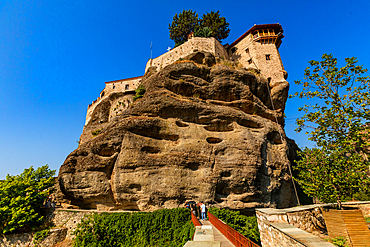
[47, 209, 94, 239]
[0, 228, 67, 247]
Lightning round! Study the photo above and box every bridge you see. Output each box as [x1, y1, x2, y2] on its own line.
[184, 212, 260, 247]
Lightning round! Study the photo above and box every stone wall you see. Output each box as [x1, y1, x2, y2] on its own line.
[145, 37, 229, 72]
[229, 32, 286, 87]
[256, 201, 370, 247]
[258, 220, 306, 247]
[85, 76, 142, 126]
[47, 209, 94, 239]
[81, 92, 135, 144]
[103, 76, 143, 97]
[0, 227, 67, 247]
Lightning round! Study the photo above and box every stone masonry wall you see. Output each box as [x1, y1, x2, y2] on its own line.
[258, 219, 307, 247]
[85, 76, 142, 126]
[0, 227, 67, 247]
[47, 209, 94, 239]
[256, 202, 370, 247]
[230, 33, 286, 87]
[145, 37, 229, 72]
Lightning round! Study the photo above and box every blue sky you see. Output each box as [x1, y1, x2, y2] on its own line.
[1, 0, 369, 179]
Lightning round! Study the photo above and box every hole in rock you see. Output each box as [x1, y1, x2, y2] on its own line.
[128, 184, 142, 191]
[216, 182, 230, 195]
[129, 127, 179, 141]
[204, 121, 234, 132]
[76, 150, 89, 156]
[206, 137, 223, 144]
[267, 131, 283, 144]
[238, 119, 262, 129]
[141, 146, 161, 153]
[220, 171, 231, 177]
[97, 147, 115, 157]
[175, 120, 189, 127]
[186, 162, 199, 171]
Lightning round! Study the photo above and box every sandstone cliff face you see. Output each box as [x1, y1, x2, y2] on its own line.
[57, 52, 296, 212]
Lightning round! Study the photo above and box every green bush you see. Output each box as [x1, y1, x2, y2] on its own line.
[208, 208, 260, 245]
[91, 128, 102, 136]
[72, 208, 194, 247]
[0, 165, 55, 234]
[326, 236, 348, 247]
[133, 85, 146, 101]
[33, 228, 51, 246]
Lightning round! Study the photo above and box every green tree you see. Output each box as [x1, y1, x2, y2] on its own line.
[169, 9, 199, 47]
[0, 165, 55, 234]
[291, 54, 370, 209]
[169, 10, 229, 46]
[194, 26, 213, 38]
[199, 10, 229, 41]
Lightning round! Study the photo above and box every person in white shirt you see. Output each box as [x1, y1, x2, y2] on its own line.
[201, 203, 206, 220]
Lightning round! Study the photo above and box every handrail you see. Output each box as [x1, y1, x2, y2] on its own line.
[191, 212, 201, 227]
[208, 212, 260, 247]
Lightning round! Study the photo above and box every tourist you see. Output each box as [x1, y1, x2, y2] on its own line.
[196, 203, 201, 219]
[201, 203, 206, 221]
[191, 203, 197, 217]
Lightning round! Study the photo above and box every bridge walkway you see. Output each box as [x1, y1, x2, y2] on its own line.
[201, 220, 235, 247]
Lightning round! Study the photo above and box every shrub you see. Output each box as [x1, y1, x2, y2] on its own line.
[208, 208, 260, 244]
[326, 236, 348, 247]
[133, 85, 146, 101]
[0, 165, 55, 234]
[72, 208, 194, 247]
[33, 228, 51, 246]
[91, 128, 102, 136]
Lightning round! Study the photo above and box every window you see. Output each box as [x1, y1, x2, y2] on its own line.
[125, 84, 129, 90]
[248, 59, 253, 64]
[266, 54, 271, 60]
[113, 84, 115, 89]
[245, 48, 249, 54]
[231, 47, 237, 54]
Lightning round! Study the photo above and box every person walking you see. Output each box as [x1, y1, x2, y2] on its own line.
[201, 203, 206, 221]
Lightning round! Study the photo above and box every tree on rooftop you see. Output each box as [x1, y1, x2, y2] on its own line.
[169, 10, 229, 47]
[291, 54, 370, 209]
[198, 10, 229, 42]
[169, 9, 199, 47]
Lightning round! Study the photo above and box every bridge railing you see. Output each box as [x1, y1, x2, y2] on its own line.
[191, 212, 201, 227]
[208, 212, 260, 247]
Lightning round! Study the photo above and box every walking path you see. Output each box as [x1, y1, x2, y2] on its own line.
[184, 220, 235, 247]
[202, 220, 235, 247]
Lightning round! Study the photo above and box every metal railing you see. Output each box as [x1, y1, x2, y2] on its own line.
[208, 212, 260, 247]
[191, 212, 201, 227]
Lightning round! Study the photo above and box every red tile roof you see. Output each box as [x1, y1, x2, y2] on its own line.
[105, 76, 143, 84]
[229, 23, 283, 48]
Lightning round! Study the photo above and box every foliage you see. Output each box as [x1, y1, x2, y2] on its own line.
[208, 208, 260, 245]
[169, 10, 229, 46]
[169, 10, 199, 47]
[133, 85, 146, 101]
[291, 54, 370, 209]
[72, 208, 194, 247]
[33, 228, 50, 246]
[326, 236, 348, 247]
[91, 128, 102, 136]
[194, 26, 212, 38]
[0, 165, 56, 234]
[198, 11, 230, 41]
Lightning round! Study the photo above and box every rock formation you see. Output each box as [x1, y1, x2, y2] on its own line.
[56, 52, 298, 212]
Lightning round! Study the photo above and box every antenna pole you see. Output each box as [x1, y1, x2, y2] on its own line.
[150, 42, 153, 59]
